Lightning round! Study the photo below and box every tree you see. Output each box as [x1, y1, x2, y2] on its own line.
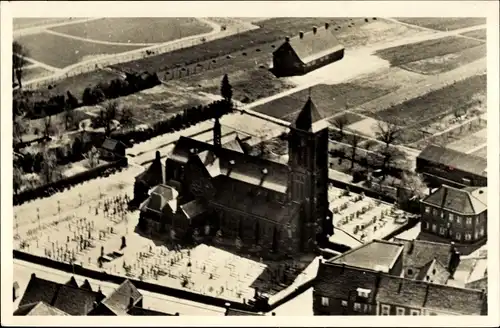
[376, 120, 402, 178]
[13, 41, 29, 88]
[43, 115, 52, 138]
[84, 146, 100, 169]
[120, 106, 134, 127]
[13, 167, 24, 195]
[66, 91, 79, 109]
[220, 74, 233, 103]
[333, 115, 349, 141]
[348, 134, 363, 171]
[103, 101, 118, 135]
[400, 172, 426, 200]
[13, 116, 26, 144]
[40, 148, 61, 185]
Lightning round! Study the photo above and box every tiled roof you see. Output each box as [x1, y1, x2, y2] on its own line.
[80, 279, 93, 291]
[52, 285, 105, 315]
[127, 306, 173, 316]
[425, 283, 486, 315]
[65, 276, 79, 288]
[101, 279, 143, 315]
[376, 275, 429, 309]
[180, 199, 208, 219]
[211, 176, 300, 224]
[281, 26, 344, 64]
[315, 263, 380, 302]
[328, 239, 404, 273]
[415, 259, 450, 285]
[172, 135, 290, 194]
[422, 185, 487, 214]
[14, 301, 69, 316]
[292, 97, 328, 133]
[418, 144, 487, 176]
[19, 274, 61, 307]
[101, 138, 124, 152]
[392, 238, 452, 272]
[142, 184, 178, 213]
[135, 157, 166, 187]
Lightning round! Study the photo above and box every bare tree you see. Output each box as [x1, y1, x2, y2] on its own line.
[332, 115, 349, 141]
[400, 172, 426, 199]
[348, 134, 363, 171]
[13, 167, 24, 195]
[84, 146, 100, 169]
[376, 120, 403, 178]
[40, 148, 61, 185]
[43, 115, 52, 138]
[13, 116, 26, 143]
[13, 41, 29, 88]
[64, 106, 74, 131]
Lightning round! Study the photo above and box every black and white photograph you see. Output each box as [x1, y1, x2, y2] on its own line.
[1, 1, 498, 326]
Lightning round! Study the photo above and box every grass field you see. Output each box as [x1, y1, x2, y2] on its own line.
[371, 74, 486, 126]
[50, 18, 212, 44]
[253, 83, 393, 122]
[375, 36, 484, 68]
[395, 18, 486, 31]
[446, 128, 487, 153]
[329, 112, 366, 126]
[400, 44, 486, 75]
[16, 32, 143, 69]
[21, 66, 54, 81]
[13, 18, 77, 30]
[461, 29, 487, 40]
[471, 146, 487, 159]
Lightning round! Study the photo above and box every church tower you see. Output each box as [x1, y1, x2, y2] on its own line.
[288, 97, 332, 251]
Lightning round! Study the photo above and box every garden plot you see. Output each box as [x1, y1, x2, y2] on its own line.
[49, 18, 213, 44]
[446, 128, 487, 153]
[395, 18, 486, 31]
[328, 186, 407, 243]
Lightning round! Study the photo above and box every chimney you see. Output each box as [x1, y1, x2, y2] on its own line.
[129, 296, 135, 309]
[285, 36, 290, 43]
[175, 312, 180, 316]
[325, 22, 330, 29]
[313, 26, 318, 34]
[299, 31, 304, 39]
[31, 273, 36, 279]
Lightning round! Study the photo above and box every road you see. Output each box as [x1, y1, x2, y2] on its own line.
[13, 259, 225, 316]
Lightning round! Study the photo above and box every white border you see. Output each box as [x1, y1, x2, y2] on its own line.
[1, 1, 499, 326]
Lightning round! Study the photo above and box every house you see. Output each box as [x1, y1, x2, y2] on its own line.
[416, 144, 487, 188]
[137, 98, 334, 255]
[16, 274, 105, 316]
[272, 23, 344, 77]
[419, 184, 487, 250]
[99, 138, 126, 161]
[314, 260, 487, 315]
[88, 279, 143, 315]
[14, 301, 70, 316]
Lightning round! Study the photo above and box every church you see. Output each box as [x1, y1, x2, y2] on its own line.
[134, 98, 333, 255]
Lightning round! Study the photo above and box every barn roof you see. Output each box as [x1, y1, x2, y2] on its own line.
[280, 26, 344, 64]
[417, 144, 487, 176]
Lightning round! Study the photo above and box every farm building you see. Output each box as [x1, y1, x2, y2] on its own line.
[272, 23, 345, 77]
[416, 144, 487, 188]
[136, 97, 334, 255]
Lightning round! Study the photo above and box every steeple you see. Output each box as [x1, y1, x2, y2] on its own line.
[292, 96, 326, 132]
[213, 118, 222, 148]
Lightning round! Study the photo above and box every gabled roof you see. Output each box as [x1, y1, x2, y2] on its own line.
[127, 306, 174, 316]
[65, 276, 79, 288]
[179, 199, 208, 219]
[51, 285, 105, 315]
[80, 279, 93, 291]
[101, 279, 143, 315]
[101, 138, 125, 152]
[392, 238, 452, 271]
[223, 138, 245, 153]
[417, 144, 487, 177]
[327, 239, 404, 273]
[278, 26, 344, 64]
[422, 185, 487, 214]
[135, 156, 166, 187]
[141, 184, 178, 213]
[14, 301, 69, 316]
[292, 97, 328, 133]
[415, 258, 450, 285]
[19, 274, 61, 307]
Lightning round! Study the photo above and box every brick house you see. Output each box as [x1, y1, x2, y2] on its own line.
[416, 144, 487, 188]
[420, 185, 487, 248]
[272, 23, 345, 77]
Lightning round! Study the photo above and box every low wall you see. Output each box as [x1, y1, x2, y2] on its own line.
[267, 278, 315, 311]
[14, 157, 128, 206]
[328, 177, 396, 205]
[13, 249, 255, 312]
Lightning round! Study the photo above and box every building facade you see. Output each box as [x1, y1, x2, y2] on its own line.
[272, 23, 345, 77]
[420, 185, 487, 245]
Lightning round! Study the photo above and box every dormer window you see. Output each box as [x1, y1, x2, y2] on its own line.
[356, 287, 371, 298]
[229, 160, 235, 165]
[262, 168, 268, 175]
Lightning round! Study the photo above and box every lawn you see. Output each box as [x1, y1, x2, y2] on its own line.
[372, 74, 486, 126]
[13, 18, 76, 30]
[253, 83, 392, 122]
[16, 32, 143, 69]
[395, 18, 486, 31]
[400, 44, 486, 75]
[375, 36, 484, 68]
[21, 66, 54, 81]
[461, 29, 486, 40]
[329, 112, 366, 126]
[50, 18, 212, 44]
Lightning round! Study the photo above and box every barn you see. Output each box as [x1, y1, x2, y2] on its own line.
[416, 144, 487, 188]
[272, 23, 345, 77]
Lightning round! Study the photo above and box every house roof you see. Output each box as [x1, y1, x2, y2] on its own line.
[14, 301, 69, 316]
[127, 306, 173, 316]
[101, 279, 143, 315]
[51, 285, 105, 315]
[225, 308, 263, 316]
[65, 276, 79, 288]
[211, 176, 300, 224]
[135, 156, 166, 187]
[415, 258, 450, 285]
[142, 184, 178, 213]
[417, 144, 487, 177]
[179, 199, 208, 219]
[80, 279, 93, 291]
[19, 274, 61, 307]
[327, 239, 404, 273]
[292, 97, 328, 133]
[422, 185, 487, 214]
[278, 26, 344, 64]
[392, 238, 452, 272]
[101, 138, 124, 152]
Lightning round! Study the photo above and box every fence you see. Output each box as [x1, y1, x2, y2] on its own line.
[14, 157, 128, 206]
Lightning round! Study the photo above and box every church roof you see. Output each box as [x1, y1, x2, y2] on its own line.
[292, 97, 328, 132]
[142, 184, 178, 213]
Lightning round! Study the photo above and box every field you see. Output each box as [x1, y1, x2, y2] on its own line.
[21, 66, 54, 81]
[471, 146, 487, 159]
[370, 74, 486, 127]
[461, 29, 487, 40]
[400, 44, 486, 75]
[253, 83, 393, 122]
[49, 18, 212, 44]
[446, 128, 487, 153]
[375, 36, 484, 69]
[15, 32, 143, 69]
[395, 18, 486, 31]
[13, 18, 76, 30]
